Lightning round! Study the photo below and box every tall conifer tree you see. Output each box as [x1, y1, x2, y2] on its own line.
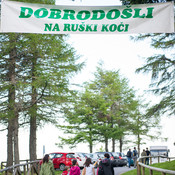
[0, 0, 84, 164]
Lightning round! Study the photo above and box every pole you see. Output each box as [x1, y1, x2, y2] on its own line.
[43, 145, 45, 156]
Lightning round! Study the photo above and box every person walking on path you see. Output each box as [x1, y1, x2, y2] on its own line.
[141, 149, 147, 164]
[39, 154, 55, 175]
[82, 158, 95, 175]
[145, 147, 151, 165]
[69, 159, 80, 175]
[126, 149, 132, 168]
[132, 147, 138, 168]
[98, 153, 114, 175]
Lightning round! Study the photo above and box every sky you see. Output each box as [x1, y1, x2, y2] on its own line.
[0, 0, 175, 163]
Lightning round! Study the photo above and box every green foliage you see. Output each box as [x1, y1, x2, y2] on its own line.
[133, 33, 175, 117]
[125, 0, 175, 118]
[96, 146, 105, 152]
[0, 33, 84, 126]
[130, 109, 162, 150]
[57, 63, 142, 152]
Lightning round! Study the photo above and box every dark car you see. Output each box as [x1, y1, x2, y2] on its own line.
[111, 152, 128, 167]
[49, 152, 76, 171]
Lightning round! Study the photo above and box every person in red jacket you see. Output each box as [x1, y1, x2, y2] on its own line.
[69, 159, 80, 175]
[62, 166, 70, 175]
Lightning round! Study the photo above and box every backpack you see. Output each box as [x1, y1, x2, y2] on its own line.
[127, 151, 131, 157]
[98, 165, 104, 175]
[133, 150, 137, 156]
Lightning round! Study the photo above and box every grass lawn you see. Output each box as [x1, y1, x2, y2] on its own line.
[55, 170, 63, 175]
[122, 160, 175, 175]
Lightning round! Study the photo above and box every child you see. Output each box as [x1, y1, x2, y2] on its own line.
[83, 158, 95, 175]
[69, 159, 80, 175]
[62, 166, 70, 175]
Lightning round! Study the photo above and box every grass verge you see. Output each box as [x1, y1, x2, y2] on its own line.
[122, 160, 175, 175]
[55, 170, 63, 175]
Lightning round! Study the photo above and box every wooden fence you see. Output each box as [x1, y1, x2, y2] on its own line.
[137, 155, 175, 175]
[0, 160, 40, 175]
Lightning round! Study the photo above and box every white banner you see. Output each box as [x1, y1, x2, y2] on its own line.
[1, 0, 174, 34]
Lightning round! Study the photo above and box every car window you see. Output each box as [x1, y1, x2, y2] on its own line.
[88, 153, 97, 159]
[120, 152, 126, 157]
[49, 153, 56, 159]
[84, 153, 90, 158]
[94, 154, 100, 159]
[55, 154, 63, 158]
[119, 152, 122, 156]
[49, 154, 55, 159]
[97, 153, 104, 158]
[89, 154, 93, 158]
[112, 152, 119, 157]
[108, 153, 113, 157]
[77, 153, 82, 157]
[93, 154, 100, 159]
[81, 153, 87, 157]
[67, 153, 75, 158]
[76, 153, 83, 157]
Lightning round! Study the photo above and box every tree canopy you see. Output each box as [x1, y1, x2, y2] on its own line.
[57, 64, 156, 153]
[0, 32, 84, 164]
[133, 33, 175, 117]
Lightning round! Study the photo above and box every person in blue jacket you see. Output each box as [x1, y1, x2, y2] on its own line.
[127, 149, 132, 168]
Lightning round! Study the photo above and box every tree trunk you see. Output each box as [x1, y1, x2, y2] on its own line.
[7, 119, 14, 167]
[112, 138, 115, 152]
[119, 137, 123, 152]
[89, 144, 93, 153]
[7, 35, 19, 167]
[13, 112, 19, 164]
[105, 137, 108, 152]
[89, 128, 93, 153]
[29, 57, 37, 161]
[110, 119, 115, 152]
[137, 134, 141, 156]
[30, 114, 37, 160]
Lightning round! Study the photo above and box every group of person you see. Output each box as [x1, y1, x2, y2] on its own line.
[126, 147, 138, 168]
[39, 154, 80, 175]
[39, 153, 115, 175]
[141, 147, 151, 165]
[126, 147, 151, 168]
[39, 148, 152, 175]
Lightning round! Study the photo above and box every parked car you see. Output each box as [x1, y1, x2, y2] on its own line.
[74, 152, 87, 168]
[95, 152, 114, 160]
[85, 153, 100, 167]
[112, 152, 128, 167]
[86, 153, 99, 163]
[95, 152, 118, 167]
[48, 152, 76, 171]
